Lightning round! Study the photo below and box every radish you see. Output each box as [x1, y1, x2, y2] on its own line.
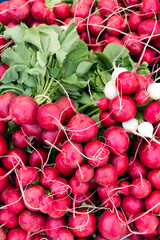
[36, 103, 64, 130]
[94, 164, 118, 186]
[45, 11, 55, 25]
[135, 212, 159, 234]
[122, 118, 139, 133]
[81, 0, 96, 11]
[19, 210, 45, 233]
[75, 164, 94, 182]
[128, 12, 143, 32]
[0, 167, 9, 191]
[0, 64, 9, 79]
[144, 190, 160, 213]
[70, 2, 90, 18]
[106, 14, 126, 36]
[6, 228, 33, 240]
[138, 19, 160, 41]
[42, 128, 65, 147]
[50, 177, 69, 198]
[99, 111, 118, 128]
[95, 235, 108, 240]
[53, 3, 70, 20]
[147, 170, 160, 189]
[0, 227, 6, 240]
[73, 189, 95, 207]
[0, 2, 11, 25]
[5, 188, 25, 213]
[0, 92, 17, 118]
[140, 0, 160, 19]
[97, 182, 119, 198]
[12, 129, 28, 149]
[137, 75, 153, 91]
[87, 14, 105, 37]
[137, 121, 154, 138]
[16, 166, 39, 188]
[109, 95, 137, 122]
[64, 17, 86, 34]
[31, 2, 50, 22]
[104, 80, 119, 100]
[29, 147, 48, 168]
[39, 166, 60, 188]
[111, 67, 128, 83]
[69, 176, 89, 195]
[49, 196, 71, 218]
[98, 210, 126, 239]
[7, 22, 18, 28]
[21, 122, 43, 138]
[119, 180, 130, 195]
[127, 158, 147, 179]
[98, 0, 118, 17]
[39, 195, 54, 214]
[44, 216, 66, 238]
[69, 209, 96, 238]
[28, 0, 45, 7]
[109, 152, 129, 176]
[55, 153, 75, 177]
[55, 229, 74, 240]
[0, 134, 7, 157]
[144, 102, 160, 123]
[79, 31, 88, 42]
[84, 140, 110, 167]
[103, 126, 130, 154]
[138, 48, 154, 65]
[101, 194, 121, 209]
[130, 178, 152, 199]
[95, 97, 109, 111]
[121, 195, 144, 218]
[0, 182, 14, 203]
[147, 83, 160, 100]
[105, 36, 123, 46]
[135, 90, 150, 105]
[0, 121, 8, 135]
[121, 33, 143, 55]
[0, 209, 19, 229]
[8, 0, 30, 23]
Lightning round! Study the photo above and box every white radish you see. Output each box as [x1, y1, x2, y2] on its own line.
[122, 118, 139, 132]
[147, 83, 160, 100]
[104, 81, 119, 100]
[111, 67, 128, 83]
[138, 122, 154, 138]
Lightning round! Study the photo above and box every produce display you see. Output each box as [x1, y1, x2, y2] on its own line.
[0, 0, 160, 239]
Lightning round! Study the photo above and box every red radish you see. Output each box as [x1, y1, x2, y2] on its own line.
[116, 71, 138, 95]
[75, 164, 94, 182]
[55, 229, 74, 240]
[135, 212, 158, 234]
[39, 166, 60, 188]
[0, 167, 8, 191]
[42, 129, 65, 147]
[69, 176, 89, 195]
[7, 21, 18, 28]
[0, 2, 11, 25]
[0, 121, 8, 135]
[22, 122, 43, 138]
[64, 17, 86, 34]
[144, 102, 160, 123]
[95, 97, 109, 111]
[55, 153, 75, 177]
[99, 111, 118, 128]
[44, 216, 66, 238]
[127, 159, 147, 179]
[31, 2, 49, 22]
[84, 140, 110, 167]
[91, 45, 104, 52]
[73, 190, 95, 207]
[138, 48, 154, 65]
[98, 210, 126, 239]
[24, 185, 46, 211]
[0, 227, 6, 240]
[45, 11, 55, 25]
[98, 0, 118, 17]
[95, 164, 118, 186]
[69, 209, 96, 238]
[68, 114, 98, 142]
[12, 129, 28, 149]
[7, 228, 33, 240]
[53, 3, 70, 20]
[106, 36, 123, 46]
[101, 194, 121, 209]
[107, 14, 126, 36]
[81, 0, 96, 11]
[2, 148, 27, 170]
[144, 190, 160, 213]
[0, 64, 9, 79]
[70, 2, 90, 18]
[125, 0, 140, 6]
[8, 0, 30, 23]
[28, 0, 45, 6]
[95, 235, 108, 240]
[60, 140, 84, 169]
[97, 182, 118, 198]
[49, 196, 71, 218]
[5, 188, 25, 213]
[119, 181, 130, 195]
[79, 31, 88, 42]
[19, 210, 45, 232]
[87, 14, 105, 37]
[55, 97, 75, 123]
[121, 33, 143, 55]
[36, 103, 64, 130]
[154, 122, 160, 137]
[0, 209, 19, 229]
[103, 126, 130, 155]
[140, 0, 160, 19]
[0, 183, 14, 203]
[137, 75, 154, 91]
[138, 19, 160, 41]
[130, 178, 151, 199]
[39, 195, 54, 214]
[147, 170, 160, 189]
[0, 134, 7, 157]
[121, 195, 144, 218]
[50, 177, 69, 198]
[109, 152, 129, 176]
[0, 92, 17, 118]
[29, 148, 48, 168]
[16, 166, 39, 188]
[135, 90, 150, 105]
[128, 12, 143, 32]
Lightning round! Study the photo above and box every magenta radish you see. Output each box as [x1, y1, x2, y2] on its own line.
[135, 90, 150, 105]
[121, 195, 144, 218]
[0, 209, 19, 229]
[130, 178, 151, 199]
[137, 75, 153, 91]
[87, 14, 105, 37]
[39, 195, 54, 214]
[144, 190, 160, 213]
[28, 0, 45, 6]
[106, 36, 123, 46]
[49, 196, 71, 218]
[0, 167, 8, 191]
[42, 128, 65, 147]
[45, 11, 55, 25]
[101, 194, 121, 209]
[98, 0, 118, 17]
[53, 3, 70, 20]
[0, 92, 17, 118]
[69, 209, 96, 238]
[84, 140, 110, 167]
[19, 210, 45, 232]
[55, 229, 74, 240]
[0, 64, 9, 79]
[8, 0, 30, 23]
[12, 129, 28, 149]
[127, 159, 147, 179]
[138, 48, 154, 65]
[69, 176, 89, 195]
[128, 12, 143, 32]
[0, 2, 11, 25]
[73, 190, 95, 207]
[103, 126, 130, 154]
[79, 31, 88, 42]
[94, 164, 118, 186]
[140, 0, 160, 19]
[147, 170, 160, 189]
[95, 97, 109, 111]
[0, 121, 8, 135]
[31, 2, 50, 22]
[55, 153, 75, 177]
[109, 153, 129, 176]
[106, 14, 126, 36]
[64, 17, 86, 34]
[119, 180, 130, 195]
[50, 177, 69, 198]
[21, 122, 43, 138]
[5, 188, 25, 213]
[39, 166, 60, 188]
[0, 227, 6, 240]
[0, 183, 14, 203]
[138, 19, 160, 41]
[36, 102, 64, 130]
[70, 2, 90, 18]
[29, 147, 48, 168]
[16, 166, 39, 188]
[6, 228, 33, 240]
[68, 114, 98, 142]
[99, 111, 118, 128]
[0, 134, 7, 157]
[125, 0, 140, 6]
[24, 185, 46, 211]
[7, 21, 18, 28]
[98, 210, 126, 239]
[81, 0, 96, 10]
[75, 164, 94, 182]
[121, 32, 143, 55]
[44, 216, 66, 238]
[135, 212, 159, 234]
[97, 182, 118, 198]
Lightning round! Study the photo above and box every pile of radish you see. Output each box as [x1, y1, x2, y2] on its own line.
[0, 0, 160, 239]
